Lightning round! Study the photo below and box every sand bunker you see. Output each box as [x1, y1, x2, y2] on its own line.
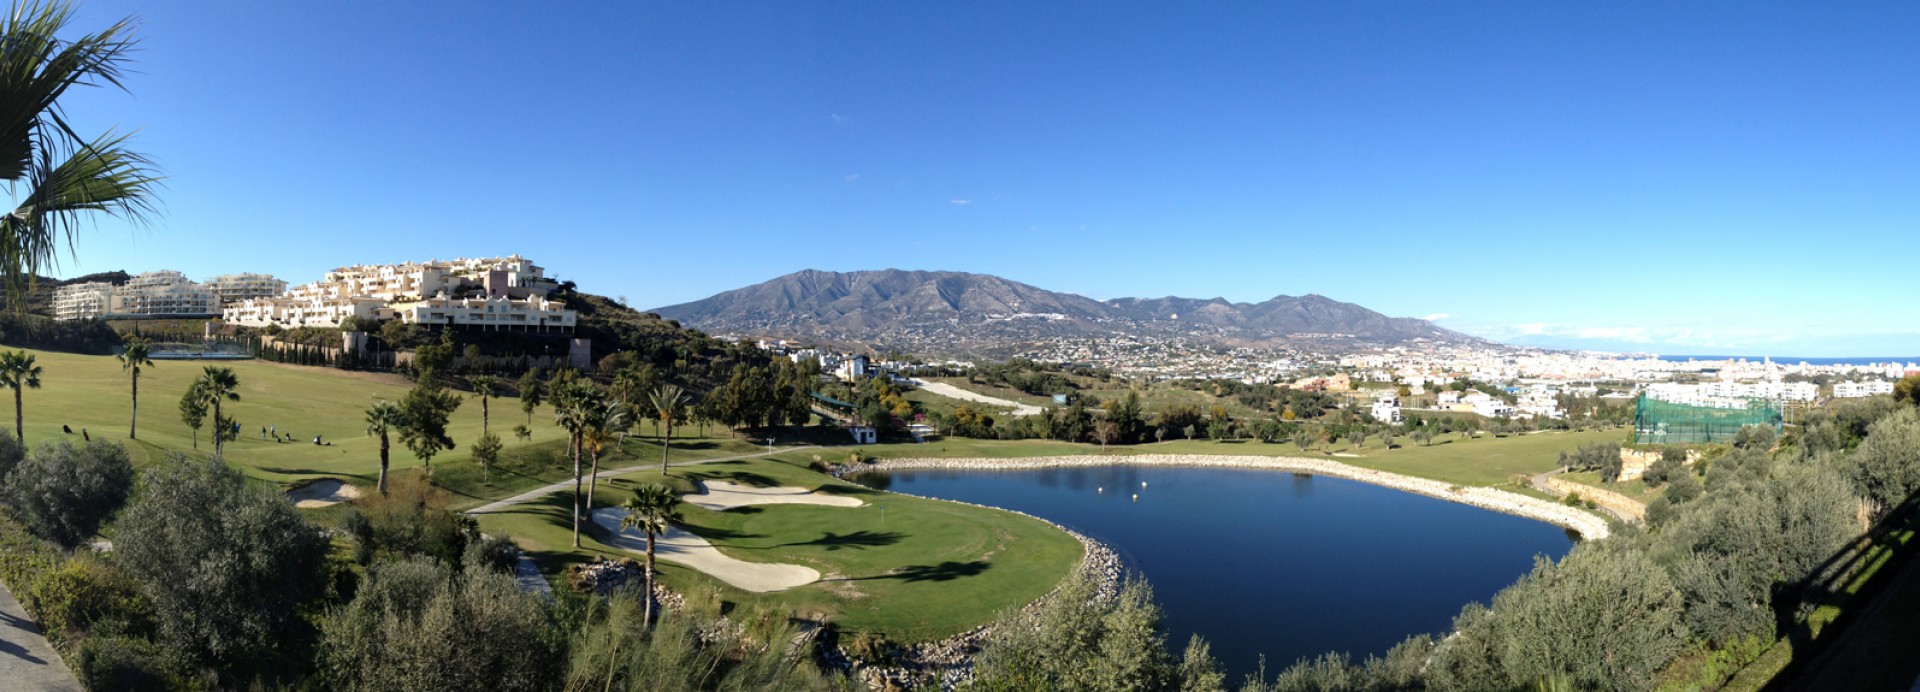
[286, 479, 363, 508]
[683, 480, 865, 511]
[590, 508, 819, 592]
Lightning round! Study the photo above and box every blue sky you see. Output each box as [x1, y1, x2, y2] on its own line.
[46, 1, 1920, 357]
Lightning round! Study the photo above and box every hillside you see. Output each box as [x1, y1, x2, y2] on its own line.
[653, 269, 1479, 356]
[0, 270, 132, 316]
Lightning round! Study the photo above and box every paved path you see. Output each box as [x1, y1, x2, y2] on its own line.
[909, 379, 1046, 417]
[0, 581, 82, 691]
[465, 446, 816, 515]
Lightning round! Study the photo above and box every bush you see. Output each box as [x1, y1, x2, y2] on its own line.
[4, 440, 135, 547]
[73, 634, 185, 691]
[351, 472, 478, 567]
[112, 456, 329, 671]
[464, 533, 520, 575]
[1490, 543, 1685, 689]
[0, 507, 61, 594]
[0, 432, 24, 486]
[319, 557, 562, 691]
[25, 557, 155, 649]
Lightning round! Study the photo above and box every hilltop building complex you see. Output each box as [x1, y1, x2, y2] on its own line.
[52, 270, 275, 320]
[221, 255, 577, 331]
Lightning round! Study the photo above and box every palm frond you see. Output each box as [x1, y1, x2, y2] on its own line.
[1, 0, 139, 181]
[2, 127, 159, 307]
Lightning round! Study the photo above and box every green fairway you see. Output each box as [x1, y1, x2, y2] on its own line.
[473, 454, 1084, 642]
[0, 349, 768, 507]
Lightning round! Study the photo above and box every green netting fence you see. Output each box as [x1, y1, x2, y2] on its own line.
[1633, 395, 1783, 445]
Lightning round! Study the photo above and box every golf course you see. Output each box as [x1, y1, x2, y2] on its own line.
[7, 347, 1624, 642]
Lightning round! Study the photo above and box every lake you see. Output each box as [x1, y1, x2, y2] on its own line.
[862, 465, 1575, 680]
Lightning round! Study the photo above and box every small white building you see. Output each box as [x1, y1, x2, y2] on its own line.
[1835, 380, 1895, 398]
[1370, 394, 1402, 424]
[848, 426, 877, 444]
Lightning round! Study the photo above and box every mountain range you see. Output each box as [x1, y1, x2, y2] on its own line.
[651, 269, 1481, 357]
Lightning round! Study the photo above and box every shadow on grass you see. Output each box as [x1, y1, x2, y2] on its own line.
[778, 530, 903, 551]
[689, 470, 780, 488]
[843, 560, 990, 583]
[817, 483, 885, 496]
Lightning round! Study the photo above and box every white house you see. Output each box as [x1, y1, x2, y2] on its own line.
[1835, 380, 1895, 398]
[1370, 395, 1403, 424]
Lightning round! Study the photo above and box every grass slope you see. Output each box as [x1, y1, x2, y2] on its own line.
[474, 454, 1083, 642]
[0, 349, 768, 506]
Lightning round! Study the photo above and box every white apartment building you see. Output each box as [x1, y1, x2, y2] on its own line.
[111, 271, 221, 317]
[223, 255, 576, 331]
[203, 273, 288, 305]
[1834, 380, 1895, 398]
[50, 282, 114, 320]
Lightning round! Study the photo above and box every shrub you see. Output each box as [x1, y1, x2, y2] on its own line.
[351, 472, 477, 566]
[25, 557, 155, 649]
[73, 634, 184, 691]
[464, 533, 520, 575]
[0, 506, 61, 590]
[4, 440, 135, 547]
[112, 456, 329, 670]
[0, 432, 24, 486]
[319, 557, 562, 691]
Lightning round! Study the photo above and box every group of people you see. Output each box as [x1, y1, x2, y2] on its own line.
[257, 423, 329, 446]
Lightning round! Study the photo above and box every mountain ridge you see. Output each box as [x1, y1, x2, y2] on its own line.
[653, 269, 1481, 357]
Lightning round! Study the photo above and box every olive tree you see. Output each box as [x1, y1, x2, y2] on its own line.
[4, 439, 134, 547]
[112, 456, 328, 667]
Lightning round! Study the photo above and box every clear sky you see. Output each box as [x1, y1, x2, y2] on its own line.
[46, 1, 1920, 357]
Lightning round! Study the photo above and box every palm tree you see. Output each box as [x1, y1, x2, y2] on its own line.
[196, 366, 240, 459]
[550, 380, 597, 548]
[1, 2, 161, 311]
[0, 350, 41, 442]
[619, 483, 679, 625]
[583, 396, 629, 512]
[470, 374, 497, 435]
[364, 401, 406, 495]
[648, 384, 687, 474]
[118, 337, 152, 438]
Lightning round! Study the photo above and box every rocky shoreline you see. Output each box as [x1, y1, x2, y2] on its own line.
[815, 477, 1125, 690]
[836, 454, 1612, 540]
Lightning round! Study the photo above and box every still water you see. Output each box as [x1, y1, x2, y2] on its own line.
[865, 465, 1574, 680]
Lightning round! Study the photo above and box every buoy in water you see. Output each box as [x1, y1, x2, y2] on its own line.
[1131, 493, 1138, 502]
[1097, 487, 1103, 493]
[1141, 481, 1148, 488]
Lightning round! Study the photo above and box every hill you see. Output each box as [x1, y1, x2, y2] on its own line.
[653, 269, 1479, 356]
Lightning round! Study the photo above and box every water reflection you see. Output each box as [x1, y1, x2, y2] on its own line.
[862, 466, 1572, 681]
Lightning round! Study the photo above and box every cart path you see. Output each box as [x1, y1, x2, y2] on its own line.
[465, 446, 817, 515]
[0, 580, 83, 691]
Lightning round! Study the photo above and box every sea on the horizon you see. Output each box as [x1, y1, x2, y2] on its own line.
[1657, 355, 1917, 367]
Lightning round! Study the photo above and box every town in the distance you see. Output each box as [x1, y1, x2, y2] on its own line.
[48, 257, 1912, 435]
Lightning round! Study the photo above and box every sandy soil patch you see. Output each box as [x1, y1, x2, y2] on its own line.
[286, 479, 363, 508]
[683, 480, 865, 511]
[910, 379, 1046, 417]
[590, 508, 820, 592]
